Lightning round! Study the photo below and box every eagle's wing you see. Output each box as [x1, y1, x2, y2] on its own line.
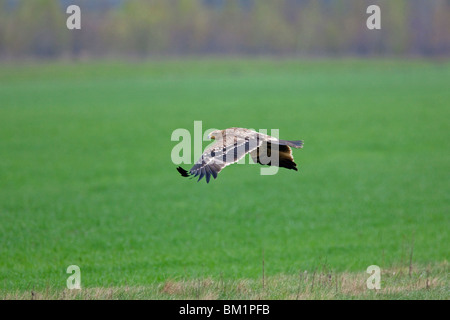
[188, 132, 264, 183]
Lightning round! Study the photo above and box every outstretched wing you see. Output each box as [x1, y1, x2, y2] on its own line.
[188, 132, 265, 183]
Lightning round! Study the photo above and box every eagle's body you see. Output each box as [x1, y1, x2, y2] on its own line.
[177, 127, 303, 183]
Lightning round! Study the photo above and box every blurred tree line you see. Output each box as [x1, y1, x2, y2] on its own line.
[0, 0, 448, 59]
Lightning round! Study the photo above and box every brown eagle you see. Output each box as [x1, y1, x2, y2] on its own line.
[177, 127, 303, 183]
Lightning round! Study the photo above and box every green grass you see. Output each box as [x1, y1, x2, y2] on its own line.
[0, 59, 449, 299]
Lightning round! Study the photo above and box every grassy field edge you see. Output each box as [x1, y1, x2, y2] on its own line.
[2, 261, 447, 300]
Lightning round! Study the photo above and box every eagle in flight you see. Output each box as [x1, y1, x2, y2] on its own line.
[176, 127, 303, 183]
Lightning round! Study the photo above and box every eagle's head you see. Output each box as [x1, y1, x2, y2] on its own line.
[207, 129, 221, 140]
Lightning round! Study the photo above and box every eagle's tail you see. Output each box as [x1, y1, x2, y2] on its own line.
[278, 139, 303, 149]
[176, 166, 190, 177]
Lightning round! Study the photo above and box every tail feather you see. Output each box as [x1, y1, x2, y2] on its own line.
[278, 139, 303, 149]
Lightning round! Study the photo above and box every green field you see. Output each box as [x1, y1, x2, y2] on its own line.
[0, 59, 448, 299]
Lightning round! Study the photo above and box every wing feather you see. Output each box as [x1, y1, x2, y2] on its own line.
[204, 165, 213, 182]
